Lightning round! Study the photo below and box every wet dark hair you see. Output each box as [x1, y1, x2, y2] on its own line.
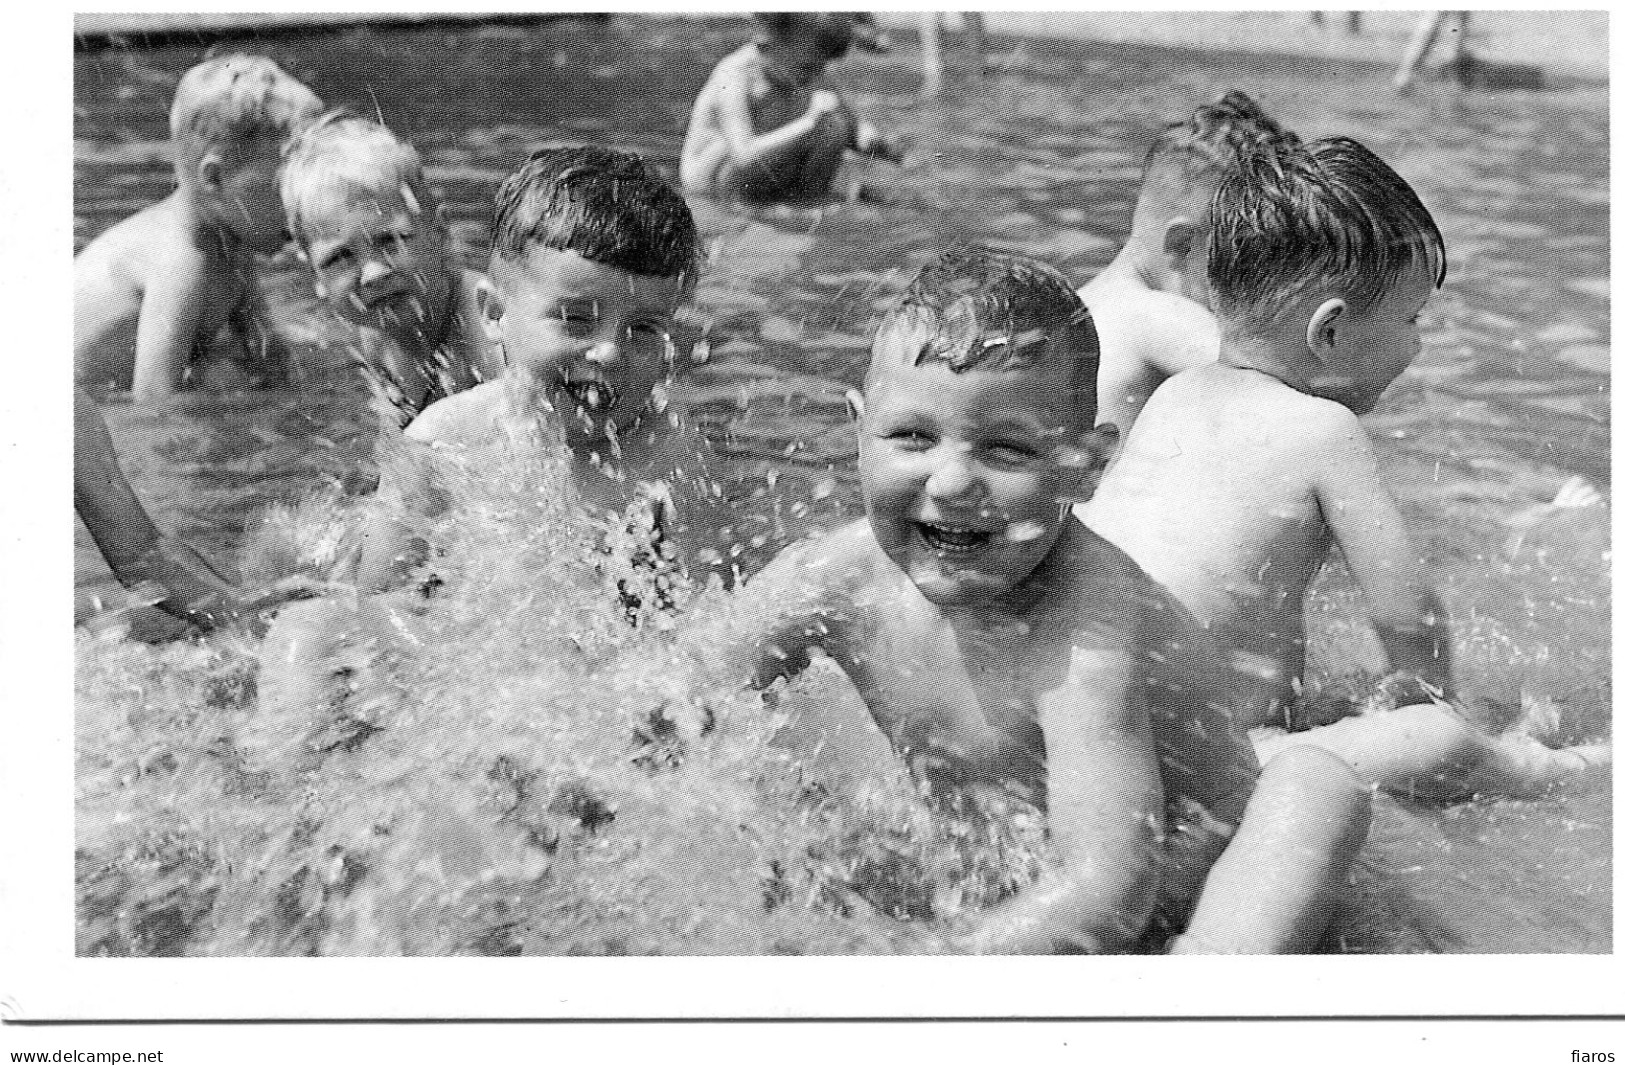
[752, 13, 856, 60]
[1206, 136, 1447, 334]
[489, 145, 700, 283]
[870, 248, 1101, 427]
[1143, 89, 1298, 189]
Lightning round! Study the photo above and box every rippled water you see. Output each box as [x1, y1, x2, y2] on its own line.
[74, 16, 1608, 953]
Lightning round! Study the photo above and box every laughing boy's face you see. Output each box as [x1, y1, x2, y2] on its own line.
[859, 318, 1096, 610]
[484, 247, 683, 446]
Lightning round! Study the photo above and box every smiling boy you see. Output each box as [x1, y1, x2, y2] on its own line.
[254, 147, 731, 765]
[672, 249, 1370, 953]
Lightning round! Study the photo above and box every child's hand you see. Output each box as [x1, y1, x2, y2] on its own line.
[225, 576, 338, 631]
[808, 89, 843, 118]
[854, 123, 905, 165]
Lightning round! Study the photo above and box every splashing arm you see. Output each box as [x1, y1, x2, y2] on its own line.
[1316, 418, 1453, 696]
[968, 649, 1163, 954]
[357, 438, 449, 593]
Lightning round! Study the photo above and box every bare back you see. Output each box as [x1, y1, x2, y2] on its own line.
[1083, 364, 1363, 722]
[74, 194, 256, 398]
[1078, 268, 1220, 435]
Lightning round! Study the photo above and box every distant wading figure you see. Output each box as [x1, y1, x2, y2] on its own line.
[681, 13, 901, 203]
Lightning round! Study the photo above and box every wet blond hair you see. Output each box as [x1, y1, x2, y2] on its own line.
[280, 111, 436, 240]
[169, 53, 323, 172]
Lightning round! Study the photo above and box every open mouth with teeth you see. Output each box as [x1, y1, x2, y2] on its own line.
[561, 378, 618, 417]
[916, 521, 994, 554]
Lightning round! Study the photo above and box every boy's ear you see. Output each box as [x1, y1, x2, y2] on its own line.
[1060, 423, 1119, 504]
[1307, 298, 1346, 363]
[1162, 216, 1197, 264]
[844, 388, 865, 422]
[196, 152, 225, 193]
[474, 276, 505, 343]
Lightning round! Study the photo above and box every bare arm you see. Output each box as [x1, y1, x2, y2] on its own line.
[130, 260, 207, 403]
[356, 435, 451, 593]
[76, 388, 315, 628]
[714, 73, 844, 170]
[970, 649, 1164, 954]
[1315, 413, 1452, 694]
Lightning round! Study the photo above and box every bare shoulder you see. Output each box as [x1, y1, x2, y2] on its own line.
[747, 518, 882, 609]
[404, 381, 504, 445]
[1049, 519, 1186, 635]
[76, 200, 199, 288]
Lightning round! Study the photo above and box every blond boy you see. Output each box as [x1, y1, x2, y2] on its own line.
[281, 113, 501, 427]
[76, 54, 323, 403]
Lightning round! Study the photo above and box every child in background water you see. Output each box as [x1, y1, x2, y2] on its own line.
[1080, 90, 1295, 435]
[682, 13, 902, 203]
[255, 146, 732, 764]
[665, 249, 1370, 953]
[1083, 136, 1611, 800]
[75, 54, 323, 403]
[280, 113, 502, 429]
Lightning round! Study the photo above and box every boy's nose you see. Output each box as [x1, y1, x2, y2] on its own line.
[925, 453, 984, 503]
[360, 259, 394, 285]
[583, 336, 622, 366]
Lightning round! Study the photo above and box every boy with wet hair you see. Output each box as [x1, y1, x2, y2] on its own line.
[670, 248, 1370, 953]
[681, 12, 901, 202]
[1080, 90, 1296, 434]
[1085, 136, 1610, 799]
[76, 54, 324, 403]
[281, 113, 501, 427]
[255, 146, 730, 764]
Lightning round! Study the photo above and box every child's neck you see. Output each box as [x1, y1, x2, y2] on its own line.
[1112, 230, 1177, 295]
[173, 183, 244, 262]
[1217, 334, 1316, 394]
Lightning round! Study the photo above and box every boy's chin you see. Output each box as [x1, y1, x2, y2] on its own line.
[906, 561, 1027, 610]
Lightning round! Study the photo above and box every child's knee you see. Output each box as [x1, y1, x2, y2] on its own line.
[1256, 747, 1372, 839]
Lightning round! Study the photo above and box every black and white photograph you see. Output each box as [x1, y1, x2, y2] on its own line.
[4, 5, 1616, 1055]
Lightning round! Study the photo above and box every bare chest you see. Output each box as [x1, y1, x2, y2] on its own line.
[838, 617, 1047, 796]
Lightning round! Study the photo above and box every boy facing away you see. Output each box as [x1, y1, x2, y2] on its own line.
[1083, 136, 1610, 800]
[672, 250, 1369, 953]
[75, 54, 323, 403]
[255, 147, 731, 760]
[1080, 91, 1295, 435]
[681, 13, 901, 203]
[280, 113, 502, 429]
